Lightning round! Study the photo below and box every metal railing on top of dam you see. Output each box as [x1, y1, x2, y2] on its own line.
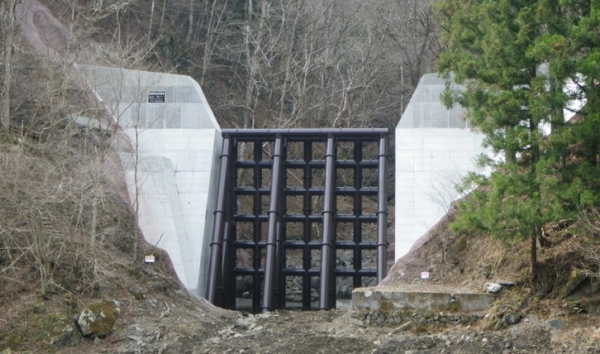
[206, 129, 389, 312]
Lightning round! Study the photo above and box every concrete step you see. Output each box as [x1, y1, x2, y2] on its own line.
[352, 285, 495, 313]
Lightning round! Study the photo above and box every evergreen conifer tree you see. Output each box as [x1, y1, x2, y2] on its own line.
[436, 0, 600, 292]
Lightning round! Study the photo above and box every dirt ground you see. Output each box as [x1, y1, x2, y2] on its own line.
[59, 202, 598, 354]
[60, 298, 600, 354]
[4, 253, 599, 354]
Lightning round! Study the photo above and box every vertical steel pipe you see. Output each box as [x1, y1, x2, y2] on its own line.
[353, 141, 363, 289]
[262, 136, 283, 312]
[252, 140, 262, 313]
[220, 221, 231, 307]
[302, 141, 313, 310]
[376, 134, 389, 283]
[319, 135, 336, 310]
[275, 140, 287, 310]
[206, 137, 231, 303]
[275, 217, 284, 309]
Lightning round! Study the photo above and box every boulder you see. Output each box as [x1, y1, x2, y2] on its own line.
[504, 312, 522, 326]
[484, 282, 502, 294]
[77, 301, 120, 339]
[51, 324, 81, 347]
[544, 318, 566, 332]
[562, 270, 587, 297]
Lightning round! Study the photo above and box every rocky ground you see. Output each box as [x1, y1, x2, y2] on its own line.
[55, 301, 600, 354]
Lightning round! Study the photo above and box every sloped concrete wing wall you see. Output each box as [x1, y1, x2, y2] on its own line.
[78, 65, 221, 295]
[395, 74, 489, 261]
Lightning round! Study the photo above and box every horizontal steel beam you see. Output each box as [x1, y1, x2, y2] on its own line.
[334, 269, 377, 276]
[223, 128, 388, 139]
[232, 186, 379, 195]
[281, 268, 321, 275]
[284, 160, 380, 168]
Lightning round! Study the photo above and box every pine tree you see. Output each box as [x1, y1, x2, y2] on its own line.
[437, 0, 600, 293]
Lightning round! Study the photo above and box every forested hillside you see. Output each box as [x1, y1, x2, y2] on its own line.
[3, 0, 439, 132]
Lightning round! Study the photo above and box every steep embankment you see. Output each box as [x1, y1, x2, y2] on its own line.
[383, 202, 596, 304]
[1, 1, 236, 352]
[0, 135, 233, 352]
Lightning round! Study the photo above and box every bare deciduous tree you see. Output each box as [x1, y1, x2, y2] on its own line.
[186, 0, 439, 132]
[1, 0, 17, 132]
[187, 0, 195, 43]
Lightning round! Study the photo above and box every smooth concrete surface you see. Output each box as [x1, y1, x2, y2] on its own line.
[395, 74, 489, 260]
[78, 65, 221, 296]
[352, 286, 495, 312]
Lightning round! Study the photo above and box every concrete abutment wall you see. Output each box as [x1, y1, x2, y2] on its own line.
[395, 74, 490, 261]
[78, 65, 221, 296]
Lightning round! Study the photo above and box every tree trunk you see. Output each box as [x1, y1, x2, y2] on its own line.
[159, 0, 167, 33]
[1, 0, 16, 133]
[186, 0, 194, 43]
[529, 66, 540, 294]
[148, 0, 155, 40]
[243, 0, 261, 130]
[530, 233, 538, 294]
[200, 0, 227, 86]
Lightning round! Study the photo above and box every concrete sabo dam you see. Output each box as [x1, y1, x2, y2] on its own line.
[78, 66, 487, 305]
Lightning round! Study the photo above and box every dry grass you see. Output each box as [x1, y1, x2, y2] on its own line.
[0, 133, 131, 298]
[0, 128, 194, 351]
[384, 205, 595, 300]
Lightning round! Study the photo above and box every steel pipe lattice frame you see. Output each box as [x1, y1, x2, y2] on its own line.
[207, 129, 388, 312]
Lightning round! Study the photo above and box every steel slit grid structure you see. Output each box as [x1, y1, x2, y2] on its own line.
[206, 129, 388, 313]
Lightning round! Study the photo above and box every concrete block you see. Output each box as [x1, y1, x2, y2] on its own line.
[352, 286, 495, 313]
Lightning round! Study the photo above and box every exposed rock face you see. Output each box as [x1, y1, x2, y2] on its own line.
[352, 306, 485, 328]
[563, 270, 587, 297]
[77, 301, 120, 339]
[496, 280, 516, 286]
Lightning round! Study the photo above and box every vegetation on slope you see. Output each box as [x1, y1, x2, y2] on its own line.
[437, 0, 600, 293]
